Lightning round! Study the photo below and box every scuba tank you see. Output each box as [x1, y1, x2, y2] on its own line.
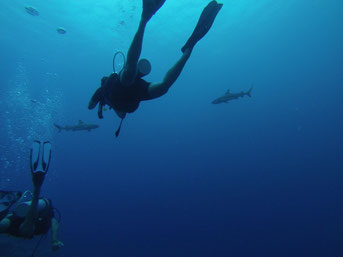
[14, 199, 49, 218]
[12, 190, 50, 218]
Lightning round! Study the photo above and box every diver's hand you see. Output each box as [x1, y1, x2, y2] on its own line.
[98, 109, 104, 119]
[88, 99, 98, 110]
[52, 240, 64, 251]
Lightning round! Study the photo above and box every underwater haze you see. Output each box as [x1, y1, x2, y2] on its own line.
[1, 0, 343, 256]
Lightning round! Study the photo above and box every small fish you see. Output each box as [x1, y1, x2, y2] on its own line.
[56, 27, 66, 34]
[25, 6, 39, 16]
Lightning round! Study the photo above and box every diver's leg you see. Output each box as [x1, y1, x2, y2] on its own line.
[19, 183, 41, 237]
[20, 140, 50, 237]
[19, 170, 46, 237]
[142, 0, 166, 21]
[120, 19, 147, 86]
[120, 0, 166, 86]
[148, 49, 192, 99]
[181, 1, 223, 53]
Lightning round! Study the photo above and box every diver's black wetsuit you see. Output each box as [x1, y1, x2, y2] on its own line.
[105, 73, 152, 113]
[89, 73, 152, 118]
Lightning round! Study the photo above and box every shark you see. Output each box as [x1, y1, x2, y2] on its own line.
[54, 120, 99, 132]
[212, 86, 253, 104]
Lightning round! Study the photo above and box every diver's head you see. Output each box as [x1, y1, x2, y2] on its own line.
[0, 191, 22, 214]
[137, 59, 151, 77]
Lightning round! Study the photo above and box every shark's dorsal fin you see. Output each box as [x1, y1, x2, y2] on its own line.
[79, 120, 84, 124]
[225, 90, 230, 95]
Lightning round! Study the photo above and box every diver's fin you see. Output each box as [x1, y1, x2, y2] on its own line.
[142, 0, 166, 21]
[30, 140, 51, 187]
[54, 124, 63, 132]
[115, 118, 125, 138]
[42, 141, 52, 172]
[181, 1, 223, 53]
[30, 140, 51, 174]
[30, 140, 41, 172]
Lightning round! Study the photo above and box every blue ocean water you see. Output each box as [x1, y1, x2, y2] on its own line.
[1, 0, 342, 256]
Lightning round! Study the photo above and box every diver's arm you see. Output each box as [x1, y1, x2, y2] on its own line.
[0, 218, 10, 233]
[88, 87, 104, 110]
[51, 218, 59, 242]
[51, 218, 64, 251]
[148, 49, 192, 99]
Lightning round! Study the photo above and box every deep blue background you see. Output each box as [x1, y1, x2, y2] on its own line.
[1, 0, 342, 256]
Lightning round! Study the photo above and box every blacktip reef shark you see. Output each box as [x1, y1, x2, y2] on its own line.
[54, 120, 99, 132]
[212, 85, 253, 104]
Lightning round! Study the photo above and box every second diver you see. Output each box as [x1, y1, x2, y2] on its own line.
[88, 0, 223, 137]
[0, 141, 63, 253]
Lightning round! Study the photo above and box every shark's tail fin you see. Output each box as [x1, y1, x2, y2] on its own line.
[54, 124, 63, 132]
[246, 84, 253, 97]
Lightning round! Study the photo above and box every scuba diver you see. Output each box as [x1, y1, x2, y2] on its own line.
[0, 140, 64, 254]
[88, 0, 223, 137]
